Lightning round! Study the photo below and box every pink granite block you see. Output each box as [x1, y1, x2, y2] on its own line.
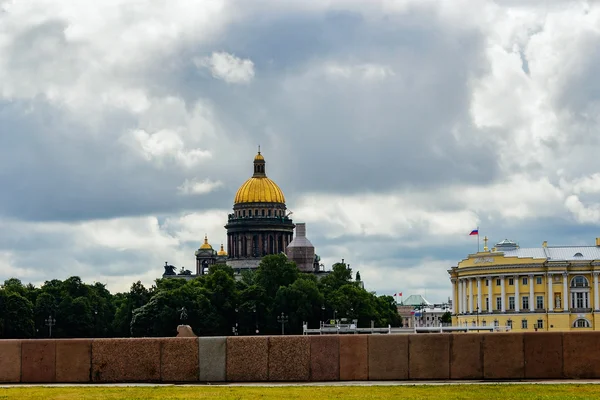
[310, 335, 339, 381]
[483, 333, 524, 380]
[268, 336, 310, 381]
[0, 340, 21, 383]
[339, 335, 368, 381]
[409, 334, 450, 380]
[92, 338, 161, 382]
[56, 339, 91, 382]
[450, 334, 483, 380]
[226, 336, 269, 381]
[368, 334, 408, 380]
[564, 332, 600, 378]
[21, 339, 56, 383]
[524, 332, 563, 379]
[161, 338, 199, 382]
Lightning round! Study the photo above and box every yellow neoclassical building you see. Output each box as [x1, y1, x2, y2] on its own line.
[448, 237, 600, 331]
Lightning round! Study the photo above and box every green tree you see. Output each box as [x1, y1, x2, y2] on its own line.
[0, 290, 35, 338]
[441, 311, 452, 324]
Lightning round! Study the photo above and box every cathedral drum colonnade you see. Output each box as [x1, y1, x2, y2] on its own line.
[448, 237, 600, 331]
[224, 150, 297, 271]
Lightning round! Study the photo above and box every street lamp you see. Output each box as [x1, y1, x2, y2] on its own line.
[321, 304, 325, 325]
[277, 312, 288, 335]
[233, 308, 239, 336]
[253, 305, 259, 334]
[45, 315, 56, 338]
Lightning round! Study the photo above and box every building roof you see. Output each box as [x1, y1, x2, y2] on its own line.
[234, 151, 285, 204]
[200, 235, 213, 250]
[501, 245, 600, 261]
[400, 294, 431, 306]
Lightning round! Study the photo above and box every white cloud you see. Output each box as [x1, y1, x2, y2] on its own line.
[320, 62, 395, 81]
[195, 51, 255, 84]
[124, 129, 212, 168]
[177, 179, 223, 195]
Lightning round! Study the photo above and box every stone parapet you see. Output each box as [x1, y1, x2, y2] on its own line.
[1, 332, 600, 382]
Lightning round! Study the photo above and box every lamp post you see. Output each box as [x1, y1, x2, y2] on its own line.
[476, 306, 480, 328]
[277, 312, 288, 335]
[233, 308, 239, 336]
[321, 304, 325, 325]
[45, 315, 56, 338]
[253, 305, 259, 334]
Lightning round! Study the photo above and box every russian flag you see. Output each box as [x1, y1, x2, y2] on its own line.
[469, 229, 479, 236]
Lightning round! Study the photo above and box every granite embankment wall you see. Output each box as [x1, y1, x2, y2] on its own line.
[0, 332, 598, 383]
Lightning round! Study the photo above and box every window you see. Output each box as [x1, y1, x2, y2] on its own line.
[268, 210, 272, 217]
[255, 209, 258, 216]
[494, 320, 499, 327]
[507, 319, 513, 329]
[243, 210, 246, 217]
[571, 275, 589, 288]
[261, 209, 265, 216]
[482, 321, 487, 327]
[508, 278, 514, 285]
[536, 296, 544, 309]
[522, 277, 528, 285]
[485, 297, 489, 311]
[536, 276, 542, 285]
[472, 321, 476, 327]
[571, 292, 589, 309]
[496, 278, 501, 286]
[496, 297, 502, 310]
[486, 279, 489, 287]
[574, 319, 590, 328]
[522, 296, 529, 310]
[522, 319, 528, 329]
[508, 296, 515, 310]
[536, 319, 543, 329]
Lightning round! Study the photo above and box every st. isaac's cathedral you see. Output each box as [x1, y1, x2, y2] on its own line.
[163, 149, 327, 279]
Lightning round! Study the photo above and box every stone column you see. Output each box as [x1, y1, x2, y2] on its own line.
[563, 272, 568, 311]
[458, 279, 463, 314]
[469, 279, 473, 314]
[594, 272, 599, 311]
[529, 274, 535, 311]
[488, 276, 493, 312]
[515, 275, 520, 312]
[500, 276, 506, 312]
[547, 273, 553, 312]
[477, 278, 482, 313]
[451, 279, 457, 314]
[462, 279, 467, 314]
[457, 279, 462, 314]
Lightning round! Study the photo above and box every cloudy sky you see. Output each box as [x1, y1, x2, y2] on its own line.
[1, 0, 600, 304]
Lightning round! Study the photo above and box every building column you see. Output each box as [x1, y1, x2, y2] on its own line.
[594, 272, 599, 311]
[488, 276, 493, 312]
[547, 273, 553, 312]
[463, 279, 469, 314]
[451, 279, 457, 314]
[456, 279, 462, 314]
[563, 272, 568, 311]
[477, 278, 482, 313]
[529, 274, 535, 311]
[469, 279, 473, 314]
[515, 275, 520, 312]
[500, 276, 506, 312]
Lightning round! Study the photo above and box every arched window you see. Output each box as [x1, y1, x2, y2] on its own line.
[571, 275, 589, 288]
[573, 318, 591, 328]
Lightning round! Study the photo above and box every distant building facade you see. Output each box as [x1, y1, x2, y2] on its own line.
[396, 294, 452, 328]
[449, 237, 600, 331]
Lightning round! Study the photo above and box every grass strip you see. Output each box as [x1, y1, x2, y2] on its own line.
[0, 384, 599, 400]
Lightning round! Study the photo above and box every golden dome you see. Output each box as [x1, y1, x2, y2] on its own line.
[234, 177, 285, 204]
[200, 234, 213, 250]
[234, 150, 285, 204]
[217, 243, 227, 256]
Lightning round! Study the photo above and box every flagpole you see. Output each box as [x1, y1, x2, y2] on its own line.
[477, 226, 480, 253]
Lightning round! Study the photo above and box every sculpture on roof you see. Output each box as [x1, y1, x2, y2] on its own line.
[164, 262, 177, 275]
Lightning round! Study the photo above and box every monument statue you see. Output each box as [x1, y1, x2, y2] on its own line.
[555, 294, 561, 308]
[163, 262, 176, 275]
[177, 267, 192, 276]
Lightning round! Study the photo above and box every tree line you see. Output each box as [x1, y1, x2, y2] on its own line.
[0, 254, 401, 338]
